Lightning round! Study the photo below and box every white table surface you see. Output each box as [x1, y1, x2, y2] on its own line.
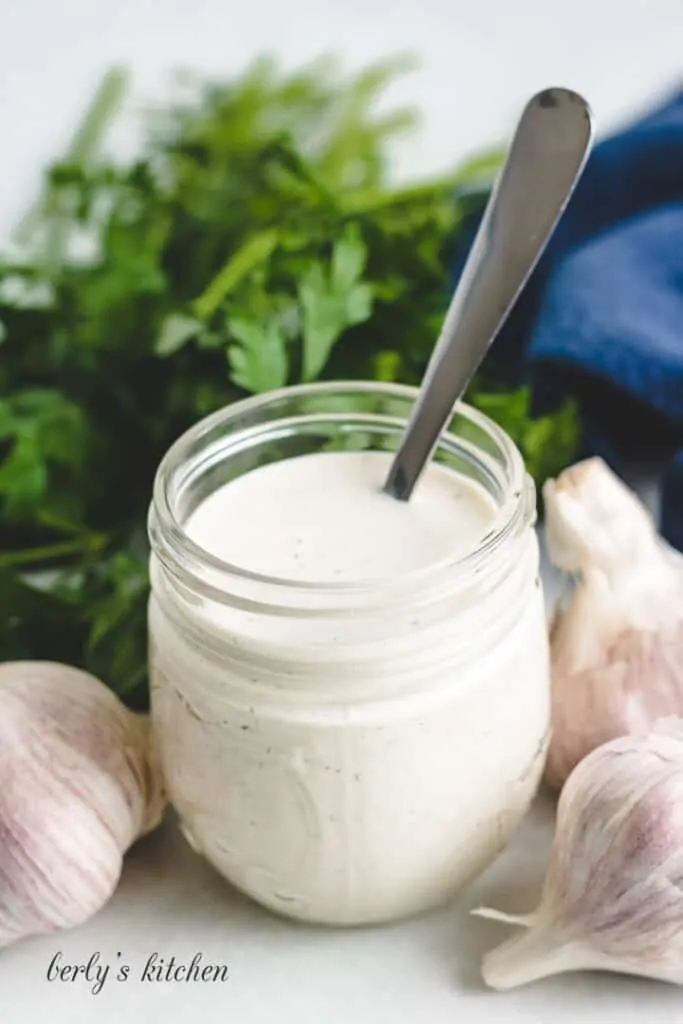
[3, 793, 681, 1022]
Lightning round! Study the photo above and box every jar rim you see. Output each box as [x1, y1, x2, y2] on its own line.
[148, 380, 533, 608]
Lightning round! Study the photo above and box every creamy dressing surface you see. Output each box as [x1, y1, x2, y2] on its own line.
[150, 447, 550, 925]
[186, 450, 496, 582]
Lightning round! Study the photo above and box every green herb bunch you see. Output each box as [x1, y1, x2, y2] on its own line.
[0, 57, 578, 706]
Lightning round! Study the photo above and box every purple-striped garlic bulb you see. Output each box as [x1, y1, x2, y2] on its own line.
[0, 661, 165, 948]
[543, 457, 683, 791]
[474, 718, 683, 988]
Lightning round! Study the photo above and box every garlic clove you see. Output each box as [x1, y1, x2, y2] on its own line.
[475, 719, 683, 988]
[128, 712, 166, 837]
[476, 914, 617, 990]
[544, 457, 662, 576]
[0, 661, 165, 948]
[542, 458, 683, 790]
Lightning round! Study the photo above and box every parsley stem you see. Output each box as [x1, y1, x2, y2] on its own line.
[0, 537, 105, 568]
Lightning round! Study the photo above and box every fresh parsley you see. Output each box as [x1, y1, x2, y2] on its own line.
[0, 57, 578, 706]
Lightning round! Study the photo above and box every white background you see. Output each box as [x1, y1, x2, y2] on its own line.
[1, 0, 683, 242]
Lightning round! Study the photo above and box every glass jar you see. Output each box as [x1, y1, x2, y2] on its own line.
[147, 381, 549, 926]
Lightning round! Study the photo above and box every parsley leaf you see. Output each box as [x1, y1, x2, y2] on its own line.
[300, 224, 373, 380]
[227, 316, 289, 392]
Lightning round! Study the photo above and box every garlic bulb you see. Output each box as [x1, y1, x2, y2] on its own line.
[0, 661, 165, 948]
[543, 457, 683, 790]
[475, 718, 683, 988]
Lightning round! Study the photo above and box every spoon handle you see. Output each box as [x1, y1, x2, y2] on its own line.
[384, 88, 593, 501]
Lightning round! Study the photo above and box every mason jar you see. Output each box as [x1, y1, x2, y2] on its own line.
[147, 381, 550, 926]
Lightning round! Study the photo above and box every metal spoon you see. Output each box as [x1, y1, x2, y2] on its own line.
[383, 88, 593, 501]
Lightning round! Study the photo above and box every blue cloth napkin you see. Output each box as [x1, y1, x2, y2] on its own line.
[456, 87, 683, 548]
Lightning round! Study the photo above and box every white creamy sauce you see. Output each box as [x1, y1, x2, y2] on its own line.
[150, 448, 550, 925]
[186, 450, 496, 582]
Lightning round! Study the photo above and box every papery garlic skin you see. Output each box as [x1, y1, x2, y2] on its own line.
[476, 718, 683, 989]
[0, 661, 165, 948]
[543, 458, 683, 790]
